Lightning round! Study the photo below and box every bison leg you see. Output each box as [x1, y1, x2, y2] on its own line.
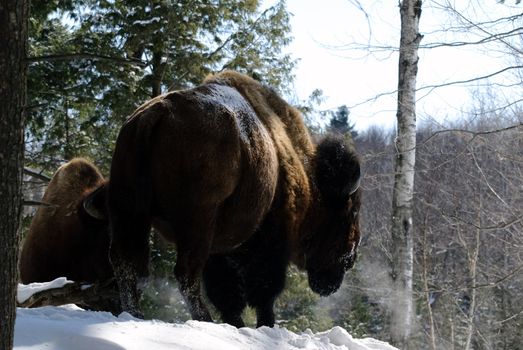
[174, 247, 213, 322]
[203, 254, 246, 328]
[244, 218, 289, 328]
[109, 204, 151, 318]
[170, 211, 217, 322]
[247, 257, 286, 328]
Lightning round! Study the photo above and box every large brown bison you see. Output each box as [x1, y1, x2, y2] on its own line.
[106, 71, 361, 326]
[19, 158, 116, 310]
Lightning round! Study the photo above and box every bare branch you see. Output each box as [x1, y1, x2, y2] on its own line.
[27, 53, 147, 67]
[418, 261, 523, 294]
[23, 167, 51, 182]
[442, 2, 523, 55]
[22, 200, 51, 207]
[418, 65, 523, 91]
[446, 213, 523, 232]
[420, 122, 523, 145]
[497, 309, 523, 325]
[348, 65, 523, 111]
[420, 27, 523, 49]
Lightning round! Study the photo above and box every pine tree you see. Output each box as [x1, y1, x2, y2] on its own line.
[329, 105, 356, 137]
[26, 0, 295, 172]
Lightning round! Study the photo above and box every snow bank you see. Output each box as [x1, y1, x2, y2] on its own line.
[17, 277, 73, 303]
[15, 280, 398, 350]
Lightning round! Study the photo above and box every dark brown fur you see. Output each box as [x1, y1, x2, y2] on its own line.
[108, 71, 361, 325]
[20, 158, 112, 285]
[202, 73, 362, 327]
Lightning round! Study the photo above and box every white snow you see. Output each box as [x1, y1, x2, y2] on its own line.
[17, 277, 73, 303]
[14, 280, 398, 350]
[132, 17, 161, 26]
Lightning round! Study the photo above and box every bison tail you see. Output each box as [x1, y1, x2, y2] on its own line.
[109, 108, 164, 215]
[108, 106, 166, 297]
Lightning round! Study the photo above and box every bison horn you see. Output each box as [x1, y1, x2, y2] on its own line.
[83, 184, 107, 220]
[347, 175, 361, 195]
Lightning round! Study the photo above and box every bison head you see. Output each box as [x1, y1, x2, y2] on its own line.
[305, 136, 361, 297]
[20, 158, 112, 287]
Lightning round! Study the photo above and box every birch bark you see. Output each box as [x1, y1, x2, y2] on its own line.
[390, 0, 422, 347]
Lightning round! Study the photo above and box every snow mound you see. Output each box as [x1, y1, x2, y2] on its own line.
[17, 277, 73, 303]
[15, 280, 398, 350]
[15, 305, 397, 350]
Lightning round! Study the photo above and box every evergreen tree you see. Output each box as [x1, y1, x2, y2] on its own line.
[26, 0, 295, 172]
[275, 267, 333, 332]
[328, 105, 357, 139]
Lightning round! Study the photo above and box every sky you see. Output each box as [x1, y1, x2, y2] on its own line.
[282, 0, 523, 132]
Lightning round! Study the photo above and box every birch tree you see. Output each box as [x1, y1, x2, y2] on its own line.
[0, 0, 29, 348]
[390, 0, 422, 347]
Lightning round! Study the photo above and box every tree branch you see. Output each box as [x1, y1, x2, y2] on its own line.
[17, 280, 119, 311]
[420, 123, 523, 145]
[23, 167, 51, 182]
[418, 65, 523, 92]
[348, 65, 523, 113]
[23, 200, 51, 207]
[420, 27, 523, 49]
[27, 53, 147, 67]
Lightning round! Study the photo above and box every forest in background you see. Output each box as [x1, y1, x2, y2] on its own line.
[18, 1, 523, 349]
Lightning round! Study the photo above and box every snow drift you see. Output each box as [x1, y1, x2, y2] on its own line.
[14, 279, 398, 350]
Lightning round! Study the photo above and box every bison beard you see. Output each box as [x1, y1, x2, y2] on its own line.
[108, 71, 362, 326]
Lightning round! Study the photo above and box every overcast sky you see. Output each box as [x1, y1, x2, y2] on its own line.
[283, 0, 523, 132]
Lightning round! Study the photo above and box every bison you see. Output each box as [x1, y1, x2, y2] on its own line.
[19, 158, 117, 312]
[105, 71, 362, 327]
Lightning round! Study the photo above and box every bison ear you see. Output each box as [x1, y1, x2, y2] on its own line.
[83, 184, 108, 221]
[315, 136, 361, 205]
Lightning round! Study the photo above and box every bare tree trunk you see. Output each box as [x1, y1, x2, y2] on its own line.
[464, 239, 478, 350]
[390, 0, 422, 348]
[450, 317, 456, 350]
[0, 0, 28, 348]
[464, 191, 481, 350]
[421, 227, 437, 350]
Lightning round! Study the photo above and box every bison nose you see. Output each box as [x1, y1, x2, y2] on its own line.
[310, 281, 339, 296]
[308, 269, 344, 297]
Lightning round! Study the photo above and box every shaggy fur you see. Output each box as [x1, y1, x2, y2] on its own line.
[108, 78, 279, 320]
[107, 71, 362, 325]
[202, 72, 362, 327]
[19, 158, 116, 311]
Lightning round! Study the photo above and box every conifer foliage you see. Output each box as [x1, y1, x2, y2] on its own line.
[26, 0, 294, 172]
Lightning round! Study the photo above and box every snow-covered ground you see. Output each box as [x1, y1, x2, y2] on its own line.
[14, 279, 398, 350]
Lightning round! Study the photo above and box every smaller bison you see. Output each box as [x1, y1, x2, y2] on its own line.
[19, 158, 115, 311]
[107, 71, 362, 326]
